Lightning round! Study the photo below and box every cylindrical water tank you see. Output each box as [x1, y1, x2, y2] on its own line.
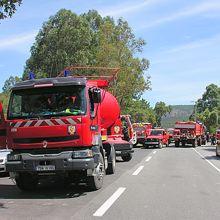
[99, 90, 120, 129]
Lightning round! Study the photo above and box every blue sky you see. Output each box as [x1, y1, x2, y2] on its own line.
[0, 0, 220, 106]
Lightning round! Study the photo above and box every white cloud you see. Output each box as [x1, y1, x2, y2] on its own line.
[99, 0, 161, 17]
[141, 1, 220, 29]
[0, 30, 37, 51]
[150, 33, 220, 65]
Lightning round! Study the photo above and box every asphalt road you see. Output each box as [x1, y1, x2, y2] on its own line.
[0, 145, 220, 220]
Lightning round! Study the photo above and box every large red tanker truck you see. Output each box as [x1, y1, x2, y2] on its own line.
[174, 121, 206, 147]
[2, 67, 133, 191]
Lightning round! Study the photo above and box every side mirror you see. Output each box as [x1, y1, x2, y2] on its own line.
[93, 88, 102, 103]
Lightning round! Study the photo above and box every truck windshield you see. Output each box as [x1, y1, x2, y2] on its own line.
[134, 127, 145, 132]
[150, 130, 163, 136]
[8, 86, 86, 119]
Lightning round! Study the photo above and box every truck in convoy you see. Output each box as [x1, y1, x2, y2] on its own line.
[216, 129, 220, 156]
[2, 66, 133, 191]
[132, 123, 152, 145]
[144, 128, 169, 149]
[174, 121, 206, 147]
[167, 128, 174, 144]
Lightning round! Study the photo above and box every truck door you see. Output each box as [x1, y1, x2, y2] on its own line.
[0, 102, 6, 149]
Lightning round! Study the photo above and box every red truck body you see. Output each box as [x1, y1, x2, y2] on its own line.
[144, 128, 169, 149]
[132, 123, 152, 145]
[2, 67, 133, 191]
[174, 121, 206, 147]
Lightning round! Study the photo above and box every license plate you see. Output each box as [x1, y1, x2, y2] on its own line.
[146, 142, 158, 145]
[36, 165, 55, 171]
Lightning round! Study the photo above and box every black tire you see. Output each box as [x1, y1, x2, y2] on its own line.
[87, 153, 105, 191]
[144, 144, 149, 149]
[175, 141, 179, 147]
[192, 139, 197, 148]
[121, 153, 132, 162]
[15, 173, 38, 191]
[106, 147, 116, 175]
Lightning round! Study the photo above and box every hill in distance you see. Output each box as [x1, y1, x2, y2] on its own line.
[161, 105, 194, 128]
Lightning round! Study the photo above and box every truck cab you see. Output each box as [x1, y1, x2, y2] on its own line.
[144, 128, 169, 149]
[4, 67, 133, 191]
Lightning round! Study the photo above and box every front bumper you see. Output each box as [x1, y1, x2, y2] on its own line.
[6, 151, 95, 173]
[145, 142, 159, 145]
[114, 143, 134, 156]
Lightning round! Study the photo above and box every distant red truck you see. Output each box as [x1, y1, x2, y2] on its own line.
[144, 128, 169, 149]
[216, 129, 220, 157]
[174, 121, 206, 147]
[133, 123, 152, 145]
[167, 128, 174, 144]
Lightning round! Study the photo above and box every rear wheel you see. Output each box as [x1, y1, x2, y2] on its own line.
[87, 154, 105, 191]
[175, 141, 179, 147]
[192, 139, 197, 148]
[16, 173, 38, 191]
[121, 153, 132, 161]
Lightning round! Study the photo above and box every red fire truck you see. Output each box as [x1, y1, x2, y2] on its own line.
[2, 67, 133, 191]
[216, 129, 220, 157]
[132, 123, 152, 145]
[174, 121, 206, 147]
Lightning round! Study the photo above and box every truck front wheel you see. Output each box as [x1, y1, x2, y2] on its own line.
[121, 153, 132, 162]
[87, 154, 105, 191]
[15, 173, 38, 191]
[175, 141, 179, 147]
[106, 147, 116, 175]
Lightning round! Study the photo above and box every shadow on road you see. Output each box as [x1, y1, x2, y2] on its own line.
[202, 147, 216, 152]
[0, 181, 90, 200]
[204, 155, 220, 161]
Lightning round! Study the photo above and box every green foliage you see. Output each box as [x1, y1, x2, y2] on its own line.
[0, 92, 9, 113]
[0, 0, 22, 19]
[2, 76, 21, 94]
[191, 84, 220, 132]
[123, 99, 156, 124]
[24, 9, 150, 113]
[154, 101, 172, 127]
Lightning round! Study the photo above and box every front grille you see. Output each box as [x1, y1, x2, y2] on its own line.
[146, 138, 158, 142]
[13, 135, 79, 144]
[13, 147, 88, 155]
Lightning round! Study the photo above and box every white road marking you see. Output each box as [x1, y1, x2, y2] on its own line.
[132, 165, 144, 176]
[145, 156, 152, 162]
[193, 148, 220, 173]
[153, 150, 157, 154]
[93, 187, 126, 217]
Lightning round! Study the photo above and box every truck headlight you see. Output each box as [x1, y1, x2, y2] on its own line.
[7, 154, 22, 161]
[72, 150, 93, 158]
